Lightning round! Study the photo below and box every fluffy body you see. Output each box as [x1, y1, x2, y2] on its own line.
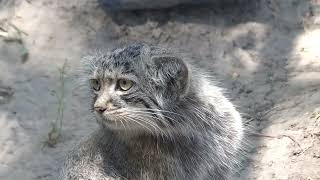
[59, 43, 244, 180]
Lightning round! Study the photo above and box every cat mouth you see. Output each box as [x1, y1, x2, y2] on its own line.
[96, 111, 123, 122]
[99, 113, 117, 120]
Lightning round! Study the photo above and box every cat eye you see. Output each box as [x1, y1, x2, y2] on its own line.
[118, 79, 133, 91]
[90, 79, 101, 91]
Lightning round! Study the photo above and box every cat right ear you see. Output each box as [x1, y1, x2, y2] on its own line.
[152, 56, 190, 97]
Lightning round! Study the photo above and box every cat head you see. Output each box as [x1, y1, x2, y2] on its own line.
[81, 43, 190, 135]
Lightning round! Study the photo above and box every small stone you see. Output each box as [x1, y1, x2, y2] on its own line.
[0, 85, 14, 104]
[313, 153, 320, 158]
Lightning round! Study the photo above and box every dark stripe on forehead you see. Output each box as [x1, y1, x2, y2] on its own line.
[101, 59, 108, 68]
[121, 69, 135, 74]
[125, 43, 143, 56]
[127, 47, 141, 58]
[120, 62, 135, 74]
[112, 58, 138, 72]
[113, 46, 142, 61]
[123, 62, 130, 70]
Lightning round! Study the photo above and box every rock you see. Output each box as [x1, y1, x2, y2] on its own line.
[99, 0, 245, 10]
[0, 85, 14, 105]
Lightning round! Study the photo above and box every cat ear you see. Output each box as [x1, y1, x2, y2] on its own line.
[152, 56, 189, 97]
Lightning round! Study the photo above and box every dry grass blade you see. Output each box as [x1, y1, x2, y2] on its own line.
[45, 60, 68, 148]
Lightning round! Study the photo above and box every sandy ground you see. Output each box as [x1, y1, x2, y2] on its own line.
[0, 0, 319, 179]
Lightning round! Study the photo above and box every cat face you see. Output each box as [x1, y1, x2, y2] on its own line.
[82, 44, 189, 135]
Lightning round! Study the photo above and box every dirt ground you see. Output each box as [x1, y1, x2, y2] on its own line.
[0, 0, 319, 179]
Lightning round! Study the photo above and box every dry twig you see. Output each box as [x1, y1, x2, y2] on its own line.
[249, 132, 302, 149]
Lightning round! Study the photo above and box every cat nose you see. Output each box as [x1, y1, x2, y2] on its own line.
[94, 106, 106, 114]
[94, 102, 119, 113]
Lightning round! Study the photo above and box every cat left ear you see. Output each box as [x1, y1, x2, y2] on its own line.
[152, 56, 190, 97]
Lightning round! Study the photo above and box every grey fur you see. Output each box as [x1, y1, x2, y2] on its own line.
[59, 43, 244, 180]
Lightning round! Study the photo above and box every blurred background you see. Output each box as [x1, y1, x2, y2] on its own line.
[0, 0, 319, 179]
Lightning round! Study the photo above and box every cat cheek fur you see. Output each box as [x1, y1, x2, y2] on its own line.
[152, 56, 190, 98]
